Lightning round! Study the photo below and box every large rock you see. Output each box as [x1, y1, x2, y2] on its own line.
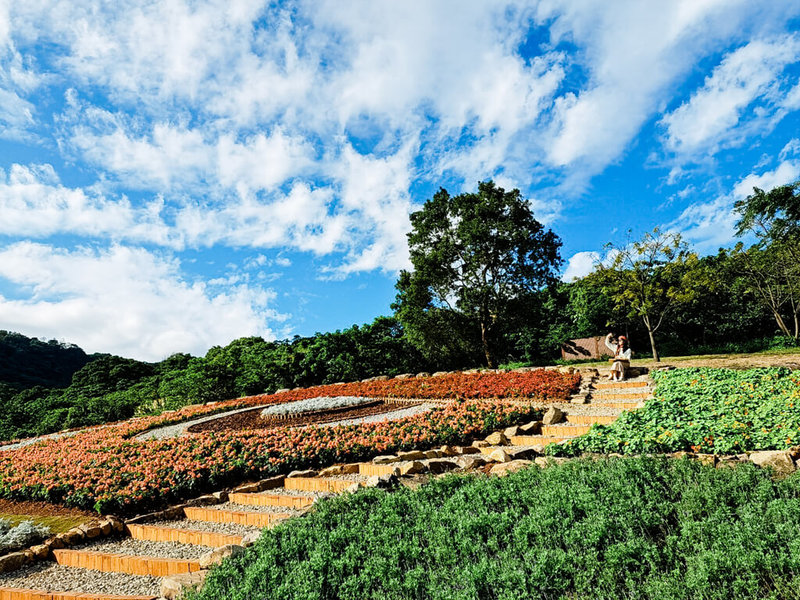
[373, 455, 401, 464]
[319, 464, 359, 477]
[198, 544, 246, 569]
[29, 544, 49, 559]
[287, 469, 318, 478]
[490, 460, 533, 477]
[749, 451, 797, 477]
[534, 456, 568, 468]
[424, 450, 442, 459]
[472, 440, 490, 448]
[438, 445, 459, 456]
[366, 474, 399, 489]
[241, 531, 262, 547]
[542, 407, 564, 425]
[397, 450, 426, 461]
[487, 448, 512, 463]
[506, 447, 539, 460]
[455, 455, 487, 470]
[504, 426, 520, 438]
[399, 461, 427, 476]
[0, 551, 31, 573]
[454, 446, 480, 455]
[485, 431, 509, 445]
[518, 421, 541, 434]
[78, 523, 103, 538]
[426, 459, 459, 474]
[160, 571, 209, 599]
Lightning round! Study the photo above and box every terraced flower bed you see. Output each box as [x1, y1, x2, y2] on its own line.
[0, 370, 573, 514]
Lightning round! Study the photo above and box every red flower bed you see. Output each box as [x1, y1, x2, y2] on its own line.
[0, 370, 578, 514]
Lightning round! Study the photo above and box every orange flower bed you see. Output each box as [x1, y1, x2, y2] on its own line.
[0, 370, 578, 514]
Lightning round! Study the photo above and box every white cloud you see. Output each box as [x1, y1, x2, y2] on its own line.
[0, 242, 285, 360]
[671, 159, 800, 252]
[562, 251, 600, 281]
[661, 34, 800, 156]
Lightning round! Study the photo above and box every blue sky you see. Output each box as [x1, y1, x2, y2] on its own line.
[1, 1, 800, 360]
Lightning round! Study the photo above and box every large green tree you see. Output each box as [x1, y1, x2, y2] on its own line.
[598, 228, 707, 362]
[394, 181, 562, 368]
[733, 181, 800, 342]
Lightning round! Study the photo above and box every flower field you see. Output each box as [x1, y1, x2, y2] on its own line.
[551, 367, 800, 456]
[0, 370, 578, 514]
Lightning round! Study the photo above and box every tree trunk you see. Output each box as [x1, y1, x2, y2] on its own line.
[647, 326, 660, 362]
[480, 321, 494, 368]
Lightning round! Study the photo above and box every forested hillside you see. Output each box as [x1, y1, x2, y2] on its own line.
[0, 331, 94, 389]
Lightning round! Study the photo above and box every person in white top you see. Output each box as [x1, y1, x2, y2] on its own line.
[605, 333, 632, 381]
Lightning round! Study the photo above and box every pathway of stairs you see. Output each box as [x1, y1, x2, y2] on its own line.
[0, 371, 654, 600]
[505, 372, 653, 449]
[0, 474, 369, 600]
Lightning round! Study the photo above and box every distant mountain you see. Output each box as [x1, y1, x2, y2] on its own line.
[0, 330, 96, 389]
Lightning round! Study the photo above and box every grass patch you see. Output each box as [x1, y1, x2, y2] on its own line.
[191, 458, 800, 600]
[0, 513, 88, 534]
[552, 367, 800, 456]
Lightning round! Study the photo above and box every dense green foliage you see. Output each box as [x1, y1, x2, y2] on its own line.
[192, 458, 800, 600]
[0, 318, 427, 441]
[394, 181, 562, 368]
[552, 367, 800, 456]
[0, 330, 93, 389]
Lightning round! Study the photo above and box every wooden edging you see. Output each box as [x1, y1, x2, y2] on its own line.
[284, 477, 357, 493]
[228, 492, 313, 509]
[126, 523, 243, 548]
[359, 464, 400, 477]
[183, 506, 289, 528]
[51, 549, 201, 577]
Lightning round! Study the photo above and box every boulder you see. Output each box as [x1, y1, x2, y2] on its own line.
[365, 474, 398, 489]
[534, 456, 568, 468]
[160, 571, 209, 599]
[472, 440, 490, 448]
[0, 551, 30, 573]
[397, 450, 426, 461]
[503, 426, 520, 438]
[232, 482, 263, 493]
[373, 455, 400, 464]
[274, 388, 290, 394]
[344, 482, 361, 493]
[696, 454, 717, 467]
[424, 450, 441, 459]
[432, 371, 449, 377]
[426, 459, 459, 474]
[394, 373, 414, 380]
[319, 463, 360, 476]
[485, 431, 509, 446]
[506, 447, 539, 460]
[454, 445, 480, 455]
[455, 456, 487, 470]
[374, 375, 390, 381]
[570, 394, 590, 405]
[44, 536, 65, 550]
[241, 531, 262, 547]
[490, 460, 533, 476]
[518, 421, 541, 434]
[199, 544, 246, 569]
[287, 469, 317, 478]
[98, 520, 113, 536]
[749, 451, 797, 477]
[399, 461, 427, 476]
[487, 448, 512, 463]
[78, 523, 103, 538]
[438, 445, 459, 456]
[63, 528, 85, 544]
[211, 491, 229, 502]
[415, 372, 431, 378]
[29, 544, 49, 559]
[542, 407, 564, 425]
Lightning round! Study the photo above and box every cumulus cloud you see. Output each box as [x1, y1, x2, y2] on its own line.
[562, 251, 600, 281]
[670, 159, 800, 252]
[0, 242, 285, 360]
[661, 34, 800, 156]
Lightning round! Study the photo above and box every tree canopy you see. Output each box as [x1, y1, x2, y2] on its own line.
[394, 181, 562, 368]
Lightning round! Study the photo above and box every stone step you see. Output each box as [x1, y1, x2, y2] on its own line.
[594, 380, 650, 390]
[564, 414, 618, 425]
[509, 435, 571, 446]
[0, 588, 156, 600]
[183, 506, 290, 528]
[228, 491, 315, 509]
[51, 548, 201, 578]
[126, 523, 243, 548]
[284, 477, 360, 493]
[591, 391, 651, 401]
[540, 424, 592, 437]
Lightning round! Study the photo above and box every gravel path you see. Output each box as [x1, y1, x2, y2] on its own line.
[0, 430, 81, 452]
[0, 563, 160, 595]
[259, 488, 326, 498]
[149, 519, 262, 537]
[135, 405, 261, 440]
[75, 537, 212, 559]
[215, 501, 302, 515]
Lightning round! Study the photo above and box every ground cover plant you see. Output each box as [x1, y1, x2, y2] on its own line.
[552, 367, 800, 456]
[190, 457, 800, 600]
[0, 370, 575, 514]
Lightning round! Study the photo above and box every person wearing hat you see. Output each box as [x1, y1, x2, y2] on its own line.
[605, 333, 631, 381]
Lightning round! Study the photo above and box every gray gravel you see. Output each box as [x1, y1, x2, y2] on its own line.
[259, 487, 326, 498]
[75, 537, 212, 559]
[0, 562, 160, 595]
[149, 519, 262, 537]
[217, 501, 302, 515]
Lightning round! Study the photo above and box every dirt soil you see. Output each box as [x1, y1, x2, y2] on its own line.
[0, 499, 94, 518]
[187, 400, 422, 433]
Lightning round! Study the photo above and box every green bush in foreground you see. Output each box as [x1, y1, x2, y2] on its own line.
[551, 367, 800, 456]
[192, 458, 800, 600]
